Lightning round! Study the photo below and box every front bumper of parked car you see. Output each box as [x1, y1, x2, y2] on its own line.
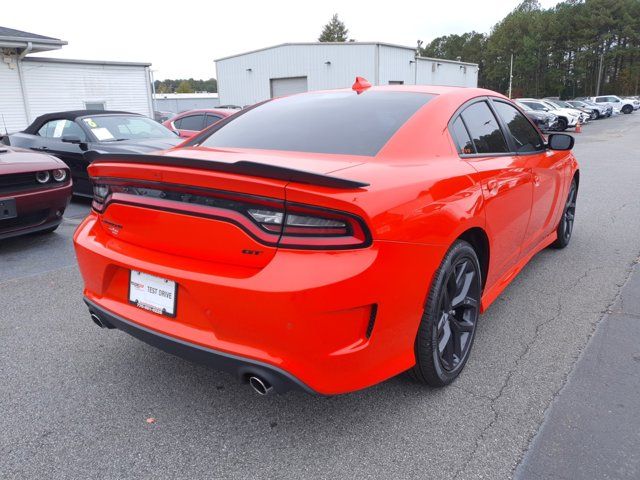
[0, 182, 72, 240]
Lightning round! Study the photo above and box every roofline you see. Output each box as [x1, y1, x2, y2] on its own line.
[23, 56, 151, 67]
[0, 40, 66, 53]
[214, 42, 478, 67]
[416, 55, 478, 67]
[214, 41, 423, 62]
[0, 35, 66, 46]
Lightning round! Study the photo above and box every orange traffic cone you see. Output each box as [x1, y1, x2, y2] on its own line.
[575, 120, 582, 133]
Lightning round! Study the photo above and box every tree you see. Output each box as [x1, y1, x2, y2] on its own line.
[419, 0, 640, 97]
[319, 14, 349, 42]
[176, 80, 193, 93]
[154, 78, 218, 93]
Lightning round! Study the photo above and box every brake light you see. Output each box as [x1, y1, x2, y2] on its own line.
[91, 181, 371, 249]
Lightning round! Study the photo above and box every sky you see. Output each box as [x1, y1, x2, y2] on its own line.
[3, 0, 561, 80]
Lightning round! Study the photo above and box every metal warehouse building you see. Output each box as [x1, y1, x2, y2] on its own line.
[153, 93, 221, 113]
[215, 42, 478, 106]
[0, 26, 153, 134]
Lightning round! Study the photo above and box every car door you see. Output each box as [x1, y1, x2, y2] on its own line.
[451, 99, 534, 287]
[36, 119, 90, 195]
[174, 114, 205, 138]
[491, 99, 567, 253]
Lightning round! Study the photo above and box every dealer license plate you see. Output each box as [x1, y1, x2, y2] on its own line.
[129, 270, 177, 317]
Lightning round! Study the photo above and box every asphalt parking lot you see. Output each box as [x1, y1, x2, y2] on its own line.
[2, 114, 640, 480]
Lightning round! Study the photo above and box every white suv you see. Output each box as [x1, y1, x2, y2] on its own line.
[590, 95, 635, 114]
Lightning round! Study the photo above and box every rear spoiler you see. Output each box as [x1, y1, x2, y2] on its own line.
[84, 151, 369, 189]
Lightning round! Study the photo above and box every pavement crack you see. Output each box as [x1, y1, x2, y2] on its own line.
[453, 298, 564, 480]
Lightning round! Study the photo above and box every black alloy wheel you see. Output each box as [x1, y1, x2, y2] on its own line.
[557, 117, 568, 131]
[622, 105, 633, 114]
[589, 110, 598, 120]
[411, 240, 482, 386]
[552, 178, 577, 249]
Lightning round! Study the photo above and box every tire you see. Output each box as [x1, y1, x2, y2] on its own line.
[557, 117, 568, 131]
[622, 105, 633, 114]
[589, 110, 598, 121]
[410, 240, 482, 387]
[551, 178, 577, 249]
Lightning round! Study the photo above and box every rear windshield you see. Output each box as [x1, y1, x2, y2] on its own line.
[197, 91, 434, 156]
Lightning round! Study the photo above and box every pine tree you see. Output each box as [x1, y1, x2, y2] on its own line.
[318, 14, 349, 42]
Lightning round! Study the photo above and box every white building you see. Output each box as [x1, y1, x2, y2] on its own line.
[153, 93, 221, 113]
[215, 42, 479, 107]
[0, 26, 153, 134]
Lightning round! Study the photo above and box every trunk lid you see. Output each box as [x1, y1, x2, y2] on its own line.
[88, 147, 366, 268]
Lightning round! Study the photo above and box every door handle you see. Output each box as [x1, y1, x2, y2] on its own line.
[533, 174, 541, 186]
[487, 179, 498, 191]
[34, 146, 49, 151]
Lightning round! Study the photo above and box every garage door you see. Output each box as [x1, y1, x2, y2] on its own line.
[270, 77, 308, 98]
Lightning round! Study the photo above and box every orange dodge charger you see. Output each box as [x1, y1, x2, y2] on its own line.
[74, 82, 579, 395]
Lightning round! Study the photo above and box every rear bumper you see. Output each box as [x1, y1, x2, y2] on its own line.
[84, 297, 315, 394]
[74, 214, 444, 394]
[0, 183, 71, 240]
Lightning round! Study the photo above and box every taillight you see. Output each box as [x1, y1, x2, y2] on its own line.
[91, 181, 371, 249]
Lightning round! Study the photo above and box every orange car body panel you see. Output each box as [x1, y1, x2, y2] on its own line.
[74, 86, 578, 395]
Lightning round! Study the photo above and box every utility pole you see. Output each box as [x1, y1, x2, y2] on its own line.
[596, 53, 604, 96]
[415, 40, 423, 86]
[508, 53, 514, 99]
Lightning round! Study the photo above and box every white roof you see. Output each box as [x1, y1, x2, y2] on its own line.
[153, 93, 219, 99]
[215, 42, 478, 66]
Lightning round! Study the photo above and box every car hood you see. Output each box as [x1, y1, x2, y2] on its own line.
[550, 108, 579, 118]
[0, 146, 67, 175]
[92, 137, 183, 154]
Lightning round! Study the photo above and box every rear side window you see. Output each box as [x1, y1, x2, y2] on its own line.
[176, 115, 205, 130]
[204, 114, 222, 127]
[492, 101, 545, 153]
[197, 91, 434, 156]
[460, 101, 508, 154]
[450, 117, 475, 154]
[37, 119, 87, 141]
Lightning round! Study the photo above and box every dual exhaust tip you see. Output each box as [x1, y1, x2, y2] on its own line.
[90, 312, 274, 396]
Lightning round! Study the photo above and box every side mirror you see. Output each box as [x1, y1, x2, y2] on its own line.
[62, 135, 82, 144]
[547, 133, 574, 151]
[542, 107, 549, 111]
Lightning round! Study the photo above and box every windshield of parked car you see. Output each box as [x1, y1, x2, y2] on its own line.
[197, 91, 434, 156]
[80, 115, 176, 141]
[519, 101, 547, 111]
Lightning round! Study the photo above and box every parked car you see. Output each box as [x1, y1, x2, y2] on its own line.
[590, 95, 635, 114]
[163, 108, 238, 138]
[541, 99, 589, 124]
[0, 146, 72, 240]
[515, 99, 578, 131]
[567, 99, 610, 118]
[517, 102, 558, 131]
[154, 110, 176, 123]
[622, 97, 640, 110]
[4, 110, 183, 196]
[75, 83, 579, 395]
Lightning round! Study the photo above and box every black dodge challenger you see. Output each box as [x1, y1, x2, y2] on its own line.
[4, 110, 183, 196]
